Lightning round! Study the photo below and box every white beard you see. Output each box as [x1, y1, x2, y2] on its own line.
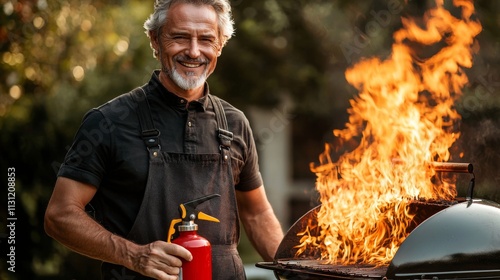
[169, 67, 207, 90]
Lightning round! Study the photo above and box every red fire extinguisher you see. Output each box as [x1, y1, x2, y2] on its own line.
[167, 194, 220, 280]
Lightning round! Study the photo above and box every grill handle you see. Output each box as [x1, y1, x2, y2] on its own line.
[430, 162, 473, 173]
[466, 177, 475, 201]
[430, 162, 476, 201]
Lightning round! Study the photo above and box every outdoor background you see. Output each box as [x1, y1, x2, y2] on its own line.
[1, 0, 499, 279]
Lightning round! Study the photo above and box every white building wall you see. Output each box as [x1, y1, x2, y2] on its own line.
[247, 105, 293, 231]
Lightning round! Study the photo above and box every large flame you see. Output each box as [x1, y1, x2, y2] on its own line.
[296, 0, 481, 265]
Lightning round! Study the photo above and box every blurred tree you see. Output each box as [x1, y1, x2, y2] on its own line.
[0, 0, 156, 279]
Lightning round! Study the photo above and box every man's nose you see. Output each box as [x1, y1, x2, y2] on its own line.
[186, 38, 201, 58]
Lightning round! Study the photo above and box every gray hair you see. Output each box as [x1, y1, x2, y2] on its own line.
[144, 0, 235, 56]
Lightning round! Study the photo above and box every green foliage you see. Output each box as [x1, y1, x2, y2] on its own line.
[0, 1, 156, 278]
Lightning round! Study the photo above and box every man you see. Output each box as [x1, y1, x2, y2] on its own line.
[44, 0, 284, 279]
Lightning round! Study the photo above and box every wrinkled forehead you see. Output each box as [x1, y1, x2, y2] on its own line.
[163, 3, 219, 33]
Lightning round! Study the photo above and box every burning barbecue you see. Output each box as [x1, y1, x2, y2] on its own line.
[298, 0, 481, 266]
[257, 0, 500, 279]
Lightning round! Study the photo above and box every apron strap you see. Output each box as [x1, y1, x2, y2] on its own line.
[208, 95, 233, 156]
[131, 87, 161, 151]
[131, 89, 231, 157]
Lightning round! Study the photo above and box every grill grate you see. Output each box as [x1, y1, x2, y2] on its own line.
[256, 259, 387, 279]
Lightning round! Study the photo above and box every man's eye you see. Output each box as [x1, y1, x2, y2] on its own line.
[170, 35, 189, 42]
[200, 37, 218, 46]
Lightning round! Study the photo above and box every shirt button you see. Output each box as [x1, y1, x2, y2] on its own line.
[180, 99, 185, 104]
[188, 121, 192, 127]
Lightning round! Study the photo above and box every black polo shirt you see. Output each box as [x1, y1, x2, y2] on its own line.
[57, 70, 263, 236]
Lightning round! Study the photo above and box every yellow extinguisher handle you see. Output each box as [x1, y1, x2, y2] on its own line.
[167, 218, 183, 243]
[197, 211, 220, 223]
[167, 204, 187, 242]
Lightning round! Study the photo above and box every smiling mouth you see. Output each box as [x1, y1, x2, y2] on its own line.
[179, 61, 204, 68]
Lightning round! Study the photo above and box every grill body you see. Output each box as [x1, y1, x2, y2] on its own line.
[256, 199, 500, 279]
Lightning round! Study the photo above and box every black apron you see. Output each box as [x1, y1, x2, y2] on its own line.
[101, 86, 245, 280]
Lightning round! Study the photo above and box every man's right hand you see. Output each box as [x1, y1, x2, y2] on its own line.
[130, 240, 192, 279]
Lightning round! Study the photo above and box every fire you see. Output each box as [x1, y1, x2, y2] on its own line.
[296, 0, 482, 265]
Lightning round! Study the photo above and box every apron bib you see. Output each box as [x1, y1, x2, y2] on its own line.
[101, 87, 245, 280]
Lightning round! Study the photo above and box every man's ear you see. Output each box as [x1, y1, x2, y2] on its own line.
[216, 41, 224, 57]
[149, 30, 159, 53]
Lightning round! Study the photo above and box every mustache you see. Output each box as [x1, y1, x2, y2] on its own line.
[174, 55, 208, 64]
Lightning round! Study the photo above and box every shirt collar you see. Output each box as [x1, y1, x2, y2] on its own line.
[149, 70, 209, 111]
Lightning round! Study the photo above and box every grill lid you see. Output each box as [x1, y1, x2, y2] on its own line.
[386, 199, 500, 279]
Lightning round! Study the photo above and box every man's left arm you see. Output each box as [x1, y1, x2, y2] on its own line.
[236, 186, 284, 261]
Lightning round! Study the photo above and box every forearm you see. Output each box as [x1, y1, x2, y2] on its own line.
[44, 203, 139, 270]
[45, 177, 192, 279]
[241, 207, 283, 261]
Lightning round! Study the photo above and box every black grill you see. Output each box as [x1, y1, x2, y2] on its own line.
[256, 163, 500, 279]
